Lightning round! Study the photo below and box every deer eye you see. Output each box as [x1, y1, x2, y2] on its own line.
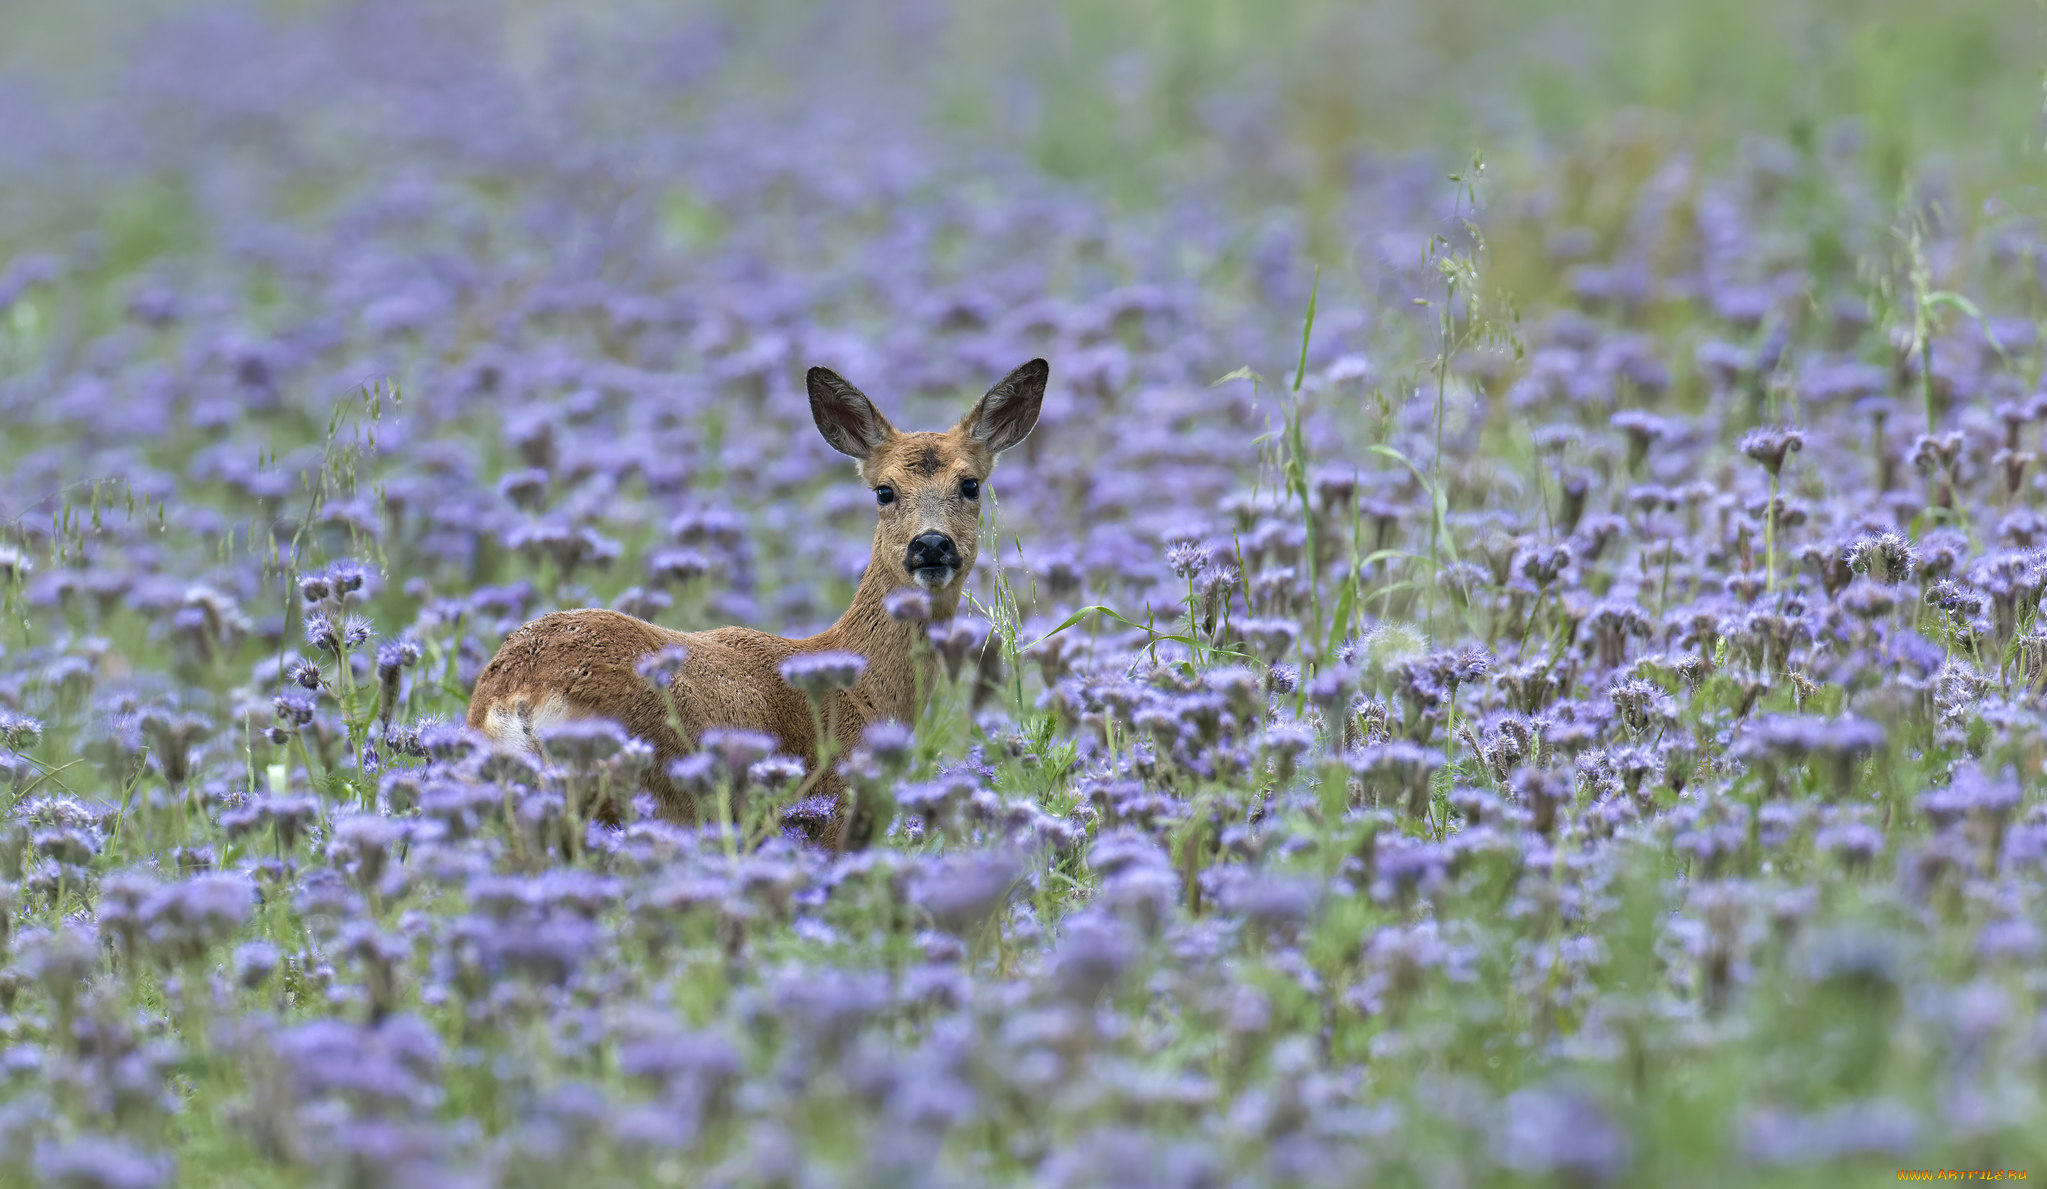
[959, 477, 980, 500]
[875, 485, 896, 506]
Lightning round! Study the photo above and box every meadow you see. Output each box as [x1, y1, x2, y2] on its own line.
[2, 0, 2047, 1184]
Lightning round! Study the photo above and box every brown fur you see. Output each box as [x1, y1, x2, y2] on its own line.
[466, 359, 1048, 848]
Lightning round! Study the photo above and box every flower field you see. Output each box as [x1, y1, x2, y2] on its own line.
[2, 1, 2046, 1185]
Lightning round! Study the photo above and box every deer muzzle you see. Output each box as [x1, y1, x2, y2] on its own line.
[905, 531, 961, 589]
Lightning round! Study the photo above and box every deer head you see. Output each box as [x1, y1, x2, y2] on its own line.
[807, 358, 1048, 608]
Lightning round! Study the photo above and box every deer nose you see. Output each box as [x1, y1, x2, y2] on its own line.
[905, 532, 960, 575]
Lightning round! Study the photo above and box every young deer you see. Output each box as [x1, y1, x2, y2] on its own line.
[465, 359, 1048, 848]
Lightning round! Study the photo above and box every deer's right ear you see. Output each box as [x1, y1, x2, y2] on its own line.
[807, 367, 896, 460]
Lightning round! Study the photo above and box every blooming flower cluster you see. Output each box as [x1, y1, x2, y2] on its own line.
[0, 2, 2042, 1185]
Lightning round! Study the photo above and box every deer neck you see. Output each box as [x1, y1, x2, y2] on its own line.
[813, 543, 960, 725]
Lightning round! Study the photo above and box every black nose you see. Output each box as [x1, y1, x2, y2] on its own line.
[905, 532, 960, 572]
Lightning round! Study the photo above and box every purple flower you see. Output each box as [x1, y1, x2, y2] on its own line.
[616, 1030, 741, 1091]
[884, 587, 932, 622]
[858, 720, 914, 763]
[375, 639, 421, 678]
[234, 940, 280, 989]
[699, 728, 779, 783]
[645, 547, 711, 586]
[1816, 819, 1884, 867]
[1737, 715, 1885, 785]
[287, 657, 322, 690]
[1346, 741, 1442, 818]
[271, 1015, 443, 1112]
[1836, 579, 1897, 620]
[507, 520, 622, 577]
[32, 1136, 172, 1189]
[19, 924, 97, 1000]
[1215, 871, 1316, 932]
[1744, 1099, 1920, 1165]
[1738, 426, 1805, 476]
[1495, 1084, 1632, 1184]
[778, 650, 868, 695]
[0, 711, 42, 750]
[927, 618, 991, 681]
[326, 562, 369, 596]
[1842, 531, 1917, 583]
[272, 692, 316, 726]
[1370, 834, 1448, 903]
[1165, 538, 1208, 578]
[1919, 762, 2021, 826]
[1044, 910, 1134, 1005]
[1238, 617, 1299, 663]
[1514, 541, 1573, 588]
[911, 849, 1021, 937]
[302, 613, 341, 654]
[636, 645, 691, 690]
[748, 755, 807, 793]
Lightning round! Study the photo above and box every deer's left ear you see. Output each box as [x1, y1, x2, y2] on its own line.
[957, 358, 1048, 455]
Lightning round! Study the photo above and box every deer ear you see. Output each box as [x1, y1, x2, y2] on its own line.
[807, 367, 895, 460]
[958, 358, 1047, 454]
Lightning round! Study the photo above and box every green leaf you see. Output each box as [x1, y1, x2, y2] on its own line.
[1328, 577, 1355, 649]
[1211, 365, 1267, 388]
[1369, 443, 1433, 491]
[1293, 266, 1320, 394]
[1023, 604, 1119, 649]
[1020, 603, 1250, 663]
[1926, 289, 2008, 360]
[1433, 485, 1461, 567]
[1360, 548, 1438, 567]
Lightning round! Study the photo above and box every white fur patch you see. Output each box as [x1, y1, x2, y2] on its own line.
[481, 692, 574, 753]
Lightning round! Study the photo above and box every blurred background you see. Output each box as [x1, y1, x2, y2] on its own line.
[2, 0, 2041, 311]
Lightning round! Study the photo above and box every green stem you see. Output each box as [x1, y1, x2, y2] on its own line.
[1921, 333, 1936, 435]
[1658, 537, 1675, 618]
[1764, 472, 1778, 593]
[715, 779, 738, 862]
[1440, 689, 1457, 840]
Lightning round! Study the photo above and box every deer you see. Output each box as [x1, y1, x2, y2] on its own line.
[465, 358, 1048, 849]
